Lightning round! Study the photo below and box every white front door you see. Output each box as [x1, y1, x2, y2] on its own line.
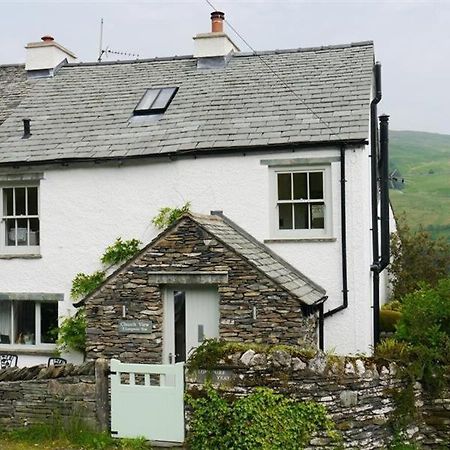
[163, 286, 219, 363]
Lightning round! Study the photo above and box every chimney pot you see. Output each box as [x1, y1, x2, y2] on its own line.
[41, 35, 54, 42]
[211, 11, 225, 33]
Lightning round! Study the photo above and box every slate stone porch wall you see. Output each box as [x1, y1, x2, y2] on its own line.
[85, 218, 318, 363]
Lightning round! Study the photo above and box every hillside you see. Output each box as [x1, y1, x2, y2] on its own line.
[389, 130, 450, 241]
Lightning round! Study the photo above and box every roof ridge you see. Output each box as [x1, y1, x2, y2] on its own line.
[62, 40, 373, 68]
[0, 63, 25, 68]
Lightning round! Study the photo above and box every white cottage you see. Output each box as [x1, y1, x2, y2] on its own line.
[0, 12, 392, 367]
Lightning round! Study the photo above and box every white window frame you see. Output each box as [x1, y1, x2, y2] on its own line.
[0, 181, 40, 255]
[270, 164, 333, 239]
[0, 298, 59, 351]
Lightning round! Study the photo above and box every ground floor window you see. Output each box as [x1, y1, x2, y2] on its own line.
[0, 300, 58, 346]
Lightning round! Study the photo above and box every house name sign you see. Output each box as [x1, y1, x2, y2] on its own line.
[118, 320, 153, 334]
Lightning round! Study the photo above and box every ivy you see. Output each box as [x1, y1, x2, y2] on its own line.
[56, 309, 87, 354]
[187, 386, 340, 449]
[70, 271, 106, 300]
[151, 202, 191, 229]
[100, 238, 141, 266]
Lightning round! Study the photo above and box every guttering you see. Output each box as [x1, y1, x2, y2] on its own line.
[370, 62, 382, 346]
[323, 143, 349, 319]
[0, 138, 367, 169]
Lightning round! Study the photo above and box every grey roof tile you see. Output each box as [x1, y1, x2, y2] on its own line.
[0, 42, 373, 165]
[192, 213, 326, 305]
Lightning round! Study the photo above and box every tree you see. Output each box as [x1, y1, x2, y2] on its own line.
[389, 216, 450, 300]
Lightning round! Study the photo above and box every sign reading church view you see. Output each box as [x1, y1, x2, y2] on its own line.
[118, 320, 153, 334]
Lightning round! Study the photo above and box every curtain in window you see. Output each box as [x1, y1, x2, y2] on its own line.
[0, 301, 11, 343]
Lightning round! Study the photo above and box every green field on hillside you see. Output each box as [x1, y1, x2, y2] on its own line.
[389, 130, 450, 241]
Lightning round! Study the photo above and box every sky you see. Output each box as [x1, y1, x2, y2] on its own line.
[0, 0, 449, 135]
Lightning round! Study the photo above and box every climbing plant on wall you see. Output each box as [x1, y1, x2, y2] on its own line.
[187, 386, 340, 450]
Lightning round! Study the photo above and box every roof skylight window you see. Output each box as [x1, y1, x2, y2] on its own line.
[134, 87, 178, 115]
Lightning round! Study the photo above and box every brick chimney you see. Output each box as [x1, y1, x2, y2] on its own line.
[25, 35, 77, 77]
[193, 11, 240, 66]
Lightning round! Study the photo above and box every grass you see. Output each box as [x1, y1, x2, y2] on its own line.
[389, 130, 450, 241]
[0, 417, 152, 450]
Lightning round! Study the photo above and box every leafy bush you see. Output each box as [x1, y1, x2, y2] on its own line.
[101, 237, 141, 266]
[375, 337, 411, 362]
[390, 218, 450, 300]
[187, 387, 339, 450]
[70, 271, 106, 300]
[380, 309, 402, 332]
[395, 278, 450, 392]
[382, 300, 402, 312]
[152, 201, 191, 229]
[56, 309, 87, 354]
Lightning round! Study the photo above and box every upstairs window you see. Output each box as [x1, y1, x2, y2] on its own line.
[1, 184, 40, 254]
[270, 166, 333, 239]
[277, 171, 325, 230]
[133, 87, 178, 115]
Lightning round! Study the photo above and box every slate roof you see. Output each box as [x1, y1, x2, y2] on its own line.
[192, 212, 326, 305]
[0, 42, 374, 165]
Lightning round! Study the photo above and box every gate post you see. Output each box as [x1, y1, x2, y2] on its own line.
[95, 358, 110, 432]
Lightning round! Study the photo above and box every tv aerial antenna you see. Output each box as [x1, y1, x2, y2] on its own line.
[97, 18, 139, 62]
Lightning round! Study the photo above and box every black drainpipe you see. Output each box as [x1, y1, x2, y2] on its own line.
[318, 303, 324, 350]
[370, 62, 383, 346]
[324, 143, 348, 319]
[379, 114, 390, 271]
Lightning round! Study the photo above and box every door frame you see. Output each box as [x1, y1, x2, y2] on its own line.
[162, 285, 220, 364]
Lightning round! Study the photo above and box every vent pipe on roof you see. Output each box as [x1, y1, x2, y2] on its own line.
[25, 35, 77, 78]
[22, 119, 31, 139]
[193, 11, 240, 68]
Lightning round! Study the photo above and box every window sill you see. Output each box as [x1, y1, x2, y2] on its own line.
[0, 253, 41, 259]
[0, 345, 56, 356]
[264, 237, 337, 243]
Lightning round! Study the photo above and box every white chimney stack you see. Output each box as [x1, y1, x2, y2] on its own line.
[193, 11, 239, 61]
[25, 36, 77, 77]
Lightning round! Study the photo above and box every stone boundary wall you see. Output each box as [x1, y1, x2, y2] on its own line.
[186, 350, 450, 449]
[0, 360, 109, 432]
[0, 356, 448, 449]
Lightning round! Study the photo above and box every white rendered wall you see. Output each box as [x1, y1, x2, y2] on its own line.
[0, 145, 375, 364]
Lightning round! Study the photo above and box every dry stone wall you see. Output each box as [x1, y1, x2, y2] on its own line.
[0, 355, 448, 449]
[85, 217, 317, 363]
[186, 349, 450, 449]
[0, 361, 108, 431]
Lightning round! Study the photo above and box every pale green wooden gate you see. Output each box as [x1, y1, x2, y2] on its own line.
[110, 359, 185, 443]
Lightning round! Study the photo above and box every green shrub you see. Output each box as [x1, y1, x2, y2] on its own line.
[101, 237, 141, 266]
[187, 387, 339, 450]
[380, 309, 402, 332]
[151, 202, 191, 229]
[382, 300, 402, 312]
[390, 218, 450, 301]
[375, 337, 411, 362]
[71, 271, 106, 300]
[56, 309, 87, 354]
[395, 278, 450, 392]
